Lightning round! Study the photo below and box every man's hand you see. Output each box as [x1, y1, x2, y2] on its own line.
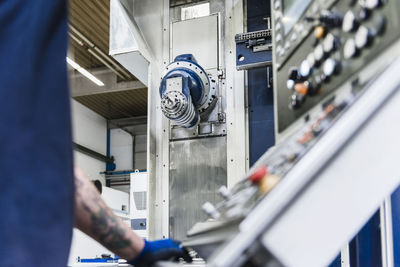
[128, 239, 192, 267]
[74, 167, 145, 260]
[74, 167, 191, 265]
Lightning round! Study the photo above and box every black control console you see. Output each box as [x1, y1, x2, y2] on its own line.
[273, 0, 400, 134]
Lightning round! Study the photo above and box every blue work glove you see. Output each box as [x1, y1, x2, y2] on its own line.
[128, 239, 192, 267]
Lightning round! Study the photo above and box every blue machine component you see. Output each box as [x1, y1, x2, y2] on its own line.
[235, 29, 273, 70]
[160, 54, 217, 128]
[391, 186, 400, 266]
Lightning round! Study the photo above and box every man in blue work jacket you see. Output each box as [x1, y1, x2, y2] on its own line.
[0, 1, 189, 266]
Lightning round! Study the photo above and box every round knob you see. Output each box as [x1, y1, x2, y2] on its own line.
[202, 202, 220, 219]
[288, 67, 300, 81]
[355, 26, 373, 49]
[323, 58, 340, 77]
[342, 10, 359, 33]
[344, 38, 359, 59]
[299, 60, 311, 78]
[323, 33, 338, 54]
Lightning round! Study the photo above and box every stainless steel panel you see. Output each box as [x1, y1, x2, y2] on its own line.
[169, 137, 227, 240]
[172, 14, 219, 70]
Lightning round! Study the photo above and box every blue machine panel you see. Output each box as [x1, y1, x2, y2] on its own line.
[391, 186, 400, 266]
[246, 0, 275, 166]
[349, 211, 382, 267]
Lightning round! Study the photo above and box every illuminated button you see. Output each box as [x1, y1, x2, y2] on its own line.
[355, 26, 372, 49]
[259, 175, 280, 195]
[344, 38, 358, 59]
[287, 79, 295, 90]
[300, 60, 311, 78]
[249, 166, 268, 183]
[314, 44, 324, 62]
[294, 82, 309, 96]
[307, 53, 316, 69]
[314, 26, 326, 40]
[323, 33, 338, 54]
[342, 10, 358, 32]
[323, 58, 340, 77]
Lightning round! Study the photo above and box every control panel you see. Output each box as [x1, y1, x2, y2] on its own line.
[184, 0, 400, 248]
[272, 0, 400, 134]
[195, 88, 351, 227]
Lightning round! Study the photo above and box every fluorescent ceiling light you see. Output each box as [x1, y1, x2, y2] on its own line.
[66, 57, 105, 86]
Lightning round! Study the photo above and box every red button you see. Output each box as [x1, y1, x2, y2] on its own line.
[249, 166, 268, 183]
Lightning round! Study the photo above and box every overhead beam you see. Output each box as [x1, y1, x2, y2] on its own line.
[108, 116, 148, 129]
[74, 142, 114, 164]
[69, 67, 147, 97]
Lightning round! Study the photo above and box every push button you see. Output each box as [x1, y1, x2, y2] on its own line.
[314, 26, 326, 40]
[249, 166, 268, 184]
[294, 82, 309, 96]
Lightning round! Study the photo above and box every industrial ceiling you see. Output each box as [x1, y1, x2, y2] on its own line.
[68, 0, 148, 120]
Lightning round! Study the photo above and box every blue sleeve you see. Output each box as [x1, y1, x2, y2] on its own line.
[0, 0, 74, 266]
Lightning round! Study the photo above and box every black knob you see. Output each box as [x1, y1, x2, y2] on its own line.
[290, 93, 305, 110]
[307, 79, 321, 96]
[319, 10, 343, 28]
[288, 67, 300, 81]
[359, 8, 372, 21]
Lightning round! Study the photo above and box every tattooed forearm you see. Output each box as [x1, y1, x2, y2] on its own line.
[85, 205, 131, 250]
[74, 167, 144, 261]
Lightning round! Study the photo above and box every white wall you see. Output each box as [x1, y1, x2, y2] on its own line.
[71, 99, 107, 184]
[69, 100, 109, 265]
[68, 187, 131, 266]
[134, 134, 147, 170]
[110, 129, 133, 171]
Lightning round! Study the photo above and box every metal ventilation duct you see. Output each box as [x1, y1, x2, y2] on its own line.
[109, 0, 152, 86]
